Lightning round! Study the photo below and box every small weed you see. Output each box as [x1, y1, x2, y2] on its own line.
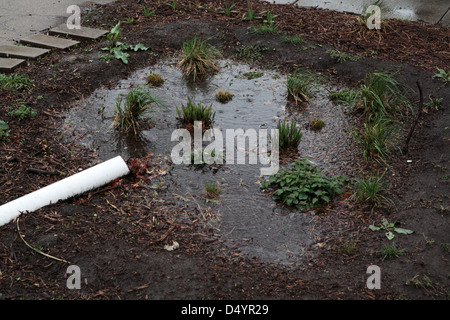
[381, 242, 405, 260]
[406, 274, 434, 289]
[205, 181, 221, 198]
[277, 120, 302, 151]
[8, 102, 37, 120]
[112, 87, 161, 135]
[369, 218, 413, 240]
[425, 96, 443, 111]
[219, 3, 238, 16]
[166, 0, 178, 10]
[251, 23, 279, 35]
[432, 67, 450, 83]
[142, 6, 156, 17]
[282, 34, 305, 45]
[216, 89, 234, 103]
[234, 45, 267, 61]
[101, 22, 148, 64]
[242, 71, 263, 79]
[177, 37, 222, 82]
[0, 120, 10, 141]
[338, 238, 359, 256]
[327, 49, 360, 63]
[176, 97, 216, 128]
[242, 0, 263, 20]
[310, 118, 325, 131]
[147, 73, 164, 87]
[0, 73, 33, 91]
[261, 158, 347, 210]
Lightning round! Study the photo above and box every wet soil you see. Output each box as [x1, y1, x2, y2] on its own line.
[0, 0, 449, 302]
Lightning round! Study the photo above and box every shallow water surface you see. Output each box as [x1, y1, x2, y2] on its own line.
[63, 59, 358, 265]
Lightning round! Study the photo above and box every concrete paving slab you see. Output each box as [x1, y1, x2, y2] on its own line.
[0, 45, 49, 59]
[0, 0, 113, 46]
[20, 34, 79, 50]
[49, 24, 108, 40]
[0, 57, 25, 73]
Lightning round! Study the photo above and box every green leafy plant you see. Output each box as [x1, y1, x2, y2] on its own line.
[177, 37, 222, 82]
[277, 120, 302, 151]
[0, 120, 10, 141]
[216, 89, 234, 103]
[101, 22, 149, 64]
[261, 158, 347, 210]
[0, 73, 33, 91]
[112, 87, 161, 135]
[176, 97, 216, 128]
[432, 67, 450, 83]
[369, 218, 413, 240]
[8, 102, 37, 120]
[327, 49, 360, 63]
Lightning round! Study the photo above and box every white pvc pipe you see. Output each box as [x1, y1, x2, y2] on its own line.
[0, 156, 130, 227]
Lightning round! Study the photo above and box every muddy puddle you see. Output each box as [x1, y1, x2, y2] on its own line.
[62, 59, 360, 266]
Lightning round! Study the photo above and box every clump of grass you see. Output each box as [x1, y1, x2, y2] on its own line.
[277, 120, 302, 151]
[8, 102, 37, 120]
[242, 71, 263, 79]
[350, 173, 390, 208]
[234, 45, 268, 61]
[353, 118, 399, 161]
[176, 97, 216, 128]
[282, 34, 305, 45]
[355, 72, 411, 121]
[286, 71, 316, 104]
[0, 73, 33, 91]
[406, 275, 434, 289]
[432, 67, 450, 83]
[327, 49, 360, 63]
[242, 0, 263, 21]
[381, 242, 405, 260]
[0, 120, 10, 141]
[216, 89, 234, 103]
[329, 89, 358, 105]
[112, 88, 161, 135]
[338, 238, 359, 256]
[310, 118, 325, 131]
[251, 23, 279, 35]
[147, 73, 164, 87]
[204, 181, 221, 198]
[177, 37, 222, 82]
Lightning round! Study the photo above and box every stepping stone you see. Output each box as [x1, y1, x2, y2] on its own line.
[0, 45, 49, 60]
[0, 57, 25, 73]
[20, 34, 79, 50]
[49, 24, 108, 41]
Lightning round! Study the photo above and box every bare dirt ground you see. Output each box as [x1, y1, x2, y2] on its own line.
[0, 0, 449, 304]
